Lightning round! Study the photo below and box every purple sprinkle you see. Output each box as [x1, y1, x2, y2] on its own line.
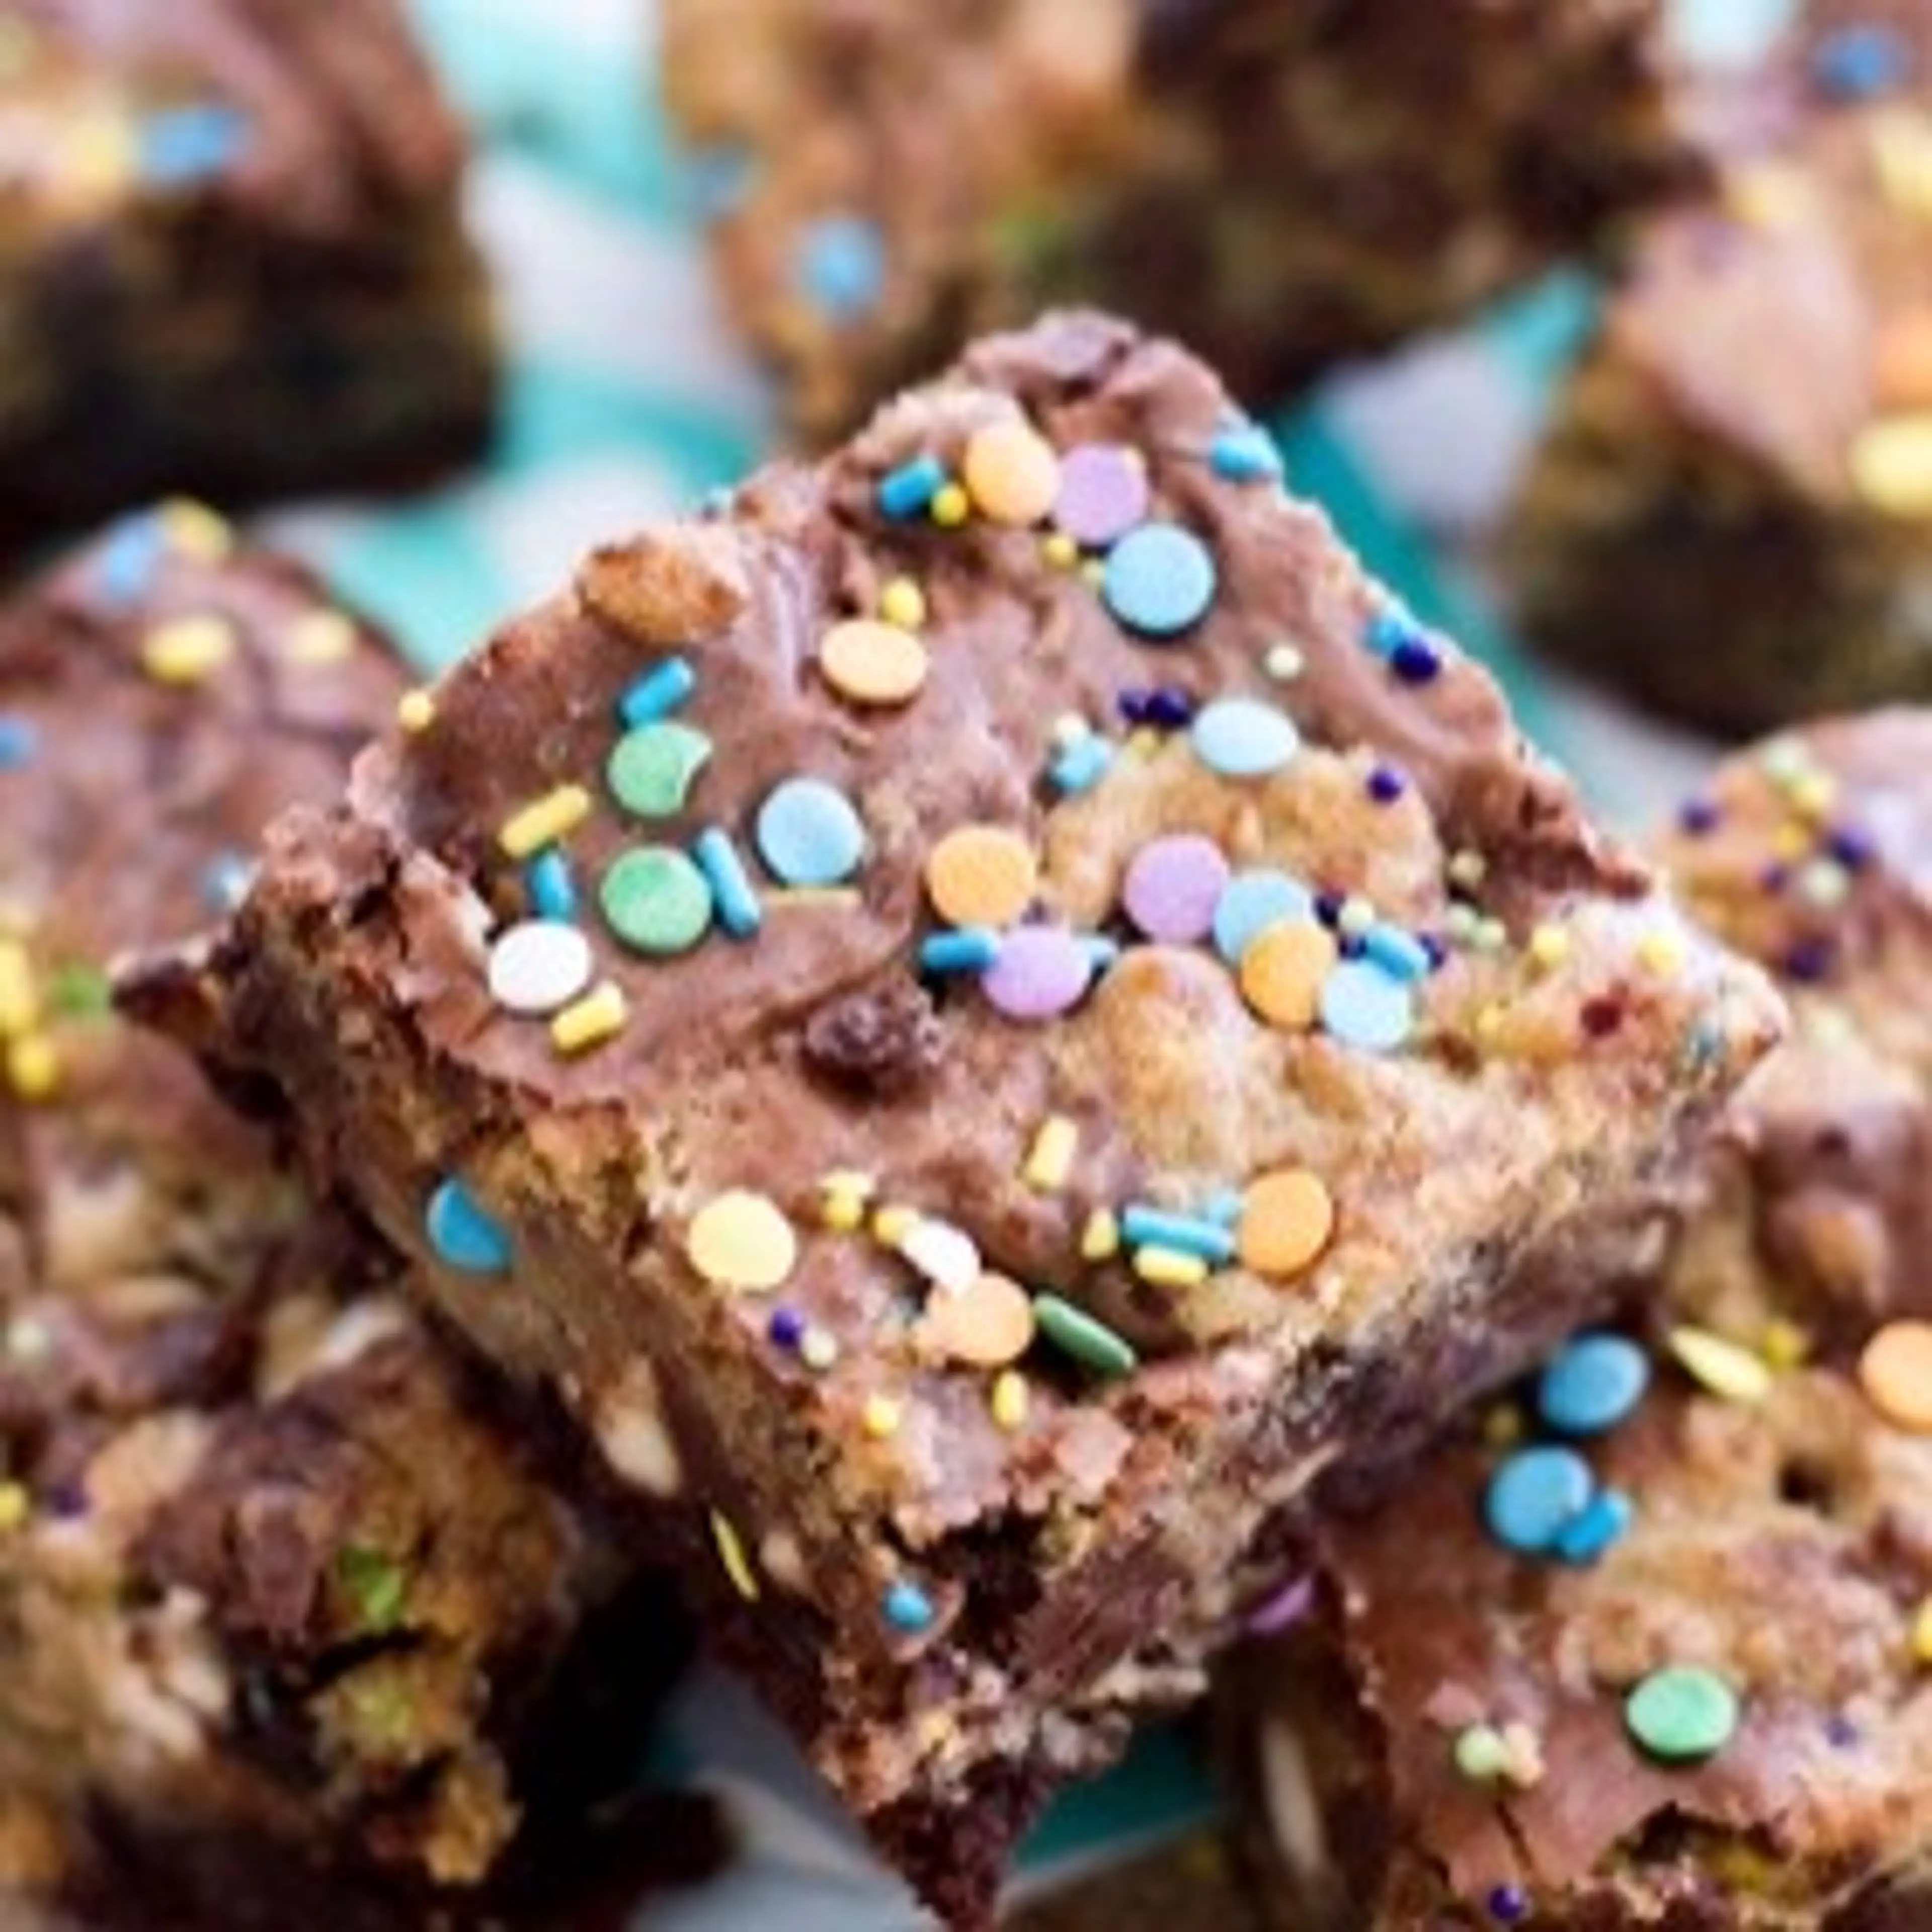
[1826, 1715, 1860, 1749]
[1759, 863, 1790, 895]
[1244, 1574, 1315, 1637]
[1053, 442, 1151, 549]
[1391, 636, 1443, 684]
[1314, 890, 1344, 928]
[1122, 834, 1231, 944]
[1366, 766, 1406, 804]
[1117, 688, 1156, 727]
[1829, 827, 1874, 871]
[768, 1308, 806, 1349]
[1420, 934, 1450, 972]
[1488, 1885, 1529, 1923]
[982, 925, 1094, 1021]
[1677, 797, 1720, 835]
[46, 1482, 88, 1520]
[1784, 937, 1835, 984]
[1146, 686, 1195, 729]
[1339, 935, 1365, 959]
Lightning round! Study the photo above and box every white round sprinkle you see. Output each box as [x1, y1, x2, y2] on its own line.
[488, 920, 595, 1016]
[899, 1217, 982, 1295]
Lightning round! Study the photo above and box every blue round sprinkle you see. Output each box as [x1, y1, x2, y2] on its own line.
[98, 514, 165, 606]
[140, 104, 251, 188]
[1813, 25, 1911, 99]
[1392, 635, 1443, 685]
[1213, 871, 1315, 964]
[1364, 606, 1416, 659]
[755, 777, 865, 887]
[201, 851, 255, 913]
[426, 1179, 512, 1275]
[1551, 1487, 1634, 1566]
[1537, 1332, 1651, 1437]
[1050, 735, 1114, 796]
[1191, 697, 1301, 778]
[883, 1580, 935, 1635]
[1319, 959, 1414, 1052]
[1485, 1445, 1594, 1555]
[796, 213, 887, 320]
[1103, 524, 1217, 638]
[767, 1306, 807, 1350]
[0, 714, 37, 772]
[1210, 423, 1283, 484]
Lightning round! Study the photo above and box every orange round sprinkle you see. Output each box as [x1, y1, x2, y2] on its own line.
[1238, 1169, 1335, 1278]
[962, 420, 1061, 526]
[819, 618, 929, 706]
[925, 825, 1039, 928]
[1859, 1320, 1932, 1432]
[1876, 311, 1932, 412]
[919, 1271, 1036, 1367]
[1239, 922, 1339, 1030]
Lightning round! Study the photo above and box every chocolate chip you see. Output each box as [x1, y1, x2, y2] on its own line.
[800, 980, 943, 1094]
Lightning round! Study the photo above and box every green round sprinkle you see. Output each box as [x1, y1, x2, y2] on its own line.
[1453, 1724, 1510, 1783]
[607, 721, 713, 820]
[600, 846, 714, 955]
[1031, 1293, 1138, 1379]
[1625, 1666, 1739, 1763]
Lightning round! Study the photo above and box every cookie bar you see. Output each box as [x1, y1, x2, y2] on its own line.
[153, 312, 1782, 1927]
[1223, 710, 1932, 1928]
[0, 0, 493, 545]
[1508, 4, 1932, 736]
[1007, 1828, 1257, 1932]
[0, 508, 657, 1924]
[664, 0, 1699, 442]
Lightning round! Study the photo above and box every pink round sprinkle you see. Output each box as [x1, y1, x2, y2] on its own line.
[1053, 443, 1151, 549]
[982, 926, 1093, 1021]
[1122, 834, 1230, 943]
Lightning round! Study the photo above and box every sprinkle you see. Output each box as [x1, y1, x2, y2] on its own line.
[489, 920, 594, 1016]
[97, 513, 165, 604]
[879, 455, 947, 520]
[1120, 1205, 1237, 1265]
[1133, 1245, 1210, 1290]
[1637, 930, 1685, 978]
[1488, 1886, 1529, 1924]
[1210, 423, 1283, 483]
[1245, 1575, 1316, 1637]
[1392, 634, 1443, 684]
[1626, 1667, 1739, 1763]
[1080, 1209, 1121, 1261]
[142, 615, 235, 684]
[930, 482, 970, 527]
[711, 1511, 760, 1601]
[1103, 524, 1216, 638]
[690, 827, 762, 939]
[862, 1395, 902, 1439]
[756, 777, 866, 887]
[0, 942, 36, 1034]
[1527, 924, 1571, 971]
[397, 689, 436, 733]
[618, 658, 697, 727]
[1364, 606, 1415, 658]
[525, 850, 578, 923]
[883, 1580, 935, 1635]
[1447, 848, 1487, 891]
[877, 576, 927, 629]
[551, 982, 627, 1055]
[1190, 696, 1301, 778]
[795, 212, 885, 318]
[920, 927, 1001, 974]
[871, 1204, 919, 1248]
[607, 720, 713, 820]
[768, 1308, 807, 1350]
[962, 419, 1062, 526]
[898, 1217, 982, 1295]
[1858, 1321, 1932, 1431]
[1052, 443, 1150, 547]
[1538, 1333, 1651, 1437]
[1484, 1445, 1593, 1555]
[982, 925, 1092, 1021]
[426, 1179, 512, 1274]
[800, 1328, 839, 1371]
[1851, 414, 1932, 517]
[500, 786, 592, 859]
[1552, 1487, 1634, 1565]
[140, 103, 250, 187]
[6, 1035, 58, 1101]
[1336, 897, 1377, 940]
[1213, 871, 1315, 963]
[1237, 1170, 1335, 1279]
[1023, 1116, 1079, 1193]
[1050, 734, 1113, 795]
[1761, 1319, 1810, 1371]
[926, 825, 1039, 928]
[819, 1170, 875, 1231]
[1320, 958, 1414, 1052]
[1667, 1326, 1773, 1404]
[1263, 643, 1306, 681]
[160, 498, 233, 560]
[1912, 1597, 1932, 1664]
[1362, 925, 1431, 984]
[1241, 922, 1340, 1030]
[1042, 532, 1081, 568]
[601, 846, 714, 955]
[1121, 834, 1230, 944]
[920, 1272, 1036, 1367]
[990, 1370, 1030, 1431]
[0, 716, 35, 771]
[687, 1189, 797, 1293]
[1798, 858, 1851, 908]
[283, 611, 357, 665]
[0, 1483, 26, 1534]
[1454, 1725, 1513, 1784]
[1032, 1294, 1138, 1378]
[820, 617, 929, 706]
[1119, 685, 1194, 730]
[1813, 24, 1911, 100]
